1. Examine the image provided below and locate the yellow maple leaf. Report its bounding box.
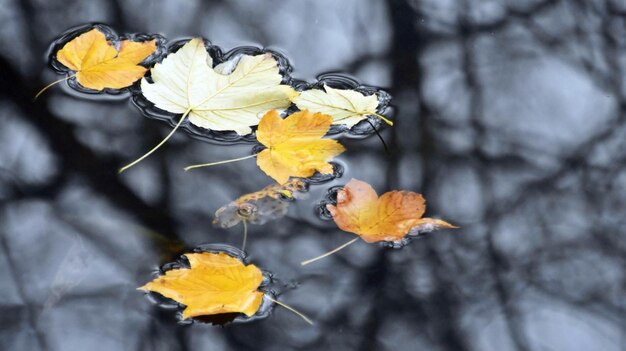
[291,85,393,127]
[139,252,264,319]
[256,110,345,184]
[55,28,156,90]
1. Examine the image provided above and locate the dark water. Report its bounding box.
[1,0,626,350]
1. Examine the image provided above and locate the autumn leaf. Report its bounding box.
[184,110,345,183]
[256,110,345,184]
[301,179,456,265]
[139,252,264,319]
[119,38,297,172]
[214,178,307,229]
[141,38,296,135]
[139,251,313,324]
[51,28,156,92]
[329,179,456,243]
[213,179,308,251]
[291,85,393,127]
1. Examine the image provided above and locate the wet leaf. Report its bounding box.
[214,178,308,228]
[327,178,456,243]
[139,252,264,319]
[56,28,156,90]
[256,110,345,184]
[141,38,297,135]
[291,85,392,127]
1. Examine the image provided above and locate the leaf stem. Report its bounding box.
[371,112,394,126]
[34,75,75,100]
[184,153,257,171]
[265,296,314,325]
[241,219,248,252]
[119,108,192,174]
[365,119,390,155]
[300,237,359,266]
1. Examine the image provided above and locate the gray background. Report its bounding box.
[1,0,625,350]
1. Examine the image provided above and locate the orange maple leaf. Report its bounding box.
[139,252,264,319]
[302,179,457,265]
[328,178,456,243]
[55,28,156,91]
[256,110,345,184]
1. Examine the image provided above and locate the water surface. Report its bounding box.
[1,1,625,350]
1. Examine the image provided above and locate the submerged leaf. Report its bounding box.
[256,110,345,184]
[56,28,156,90]
[291,85,391,127]
[141,38,297,135]
[327,179,456,243]
[139,252,264,319]
[214,179,308,228]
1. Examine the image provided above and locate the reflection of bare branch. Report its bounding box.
[0,56,178,241]
[0,233,48,351]
[41,234,90,312]
[457,0,558,36]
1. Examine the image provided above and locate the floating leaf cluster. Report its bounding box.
[41,24,456,326]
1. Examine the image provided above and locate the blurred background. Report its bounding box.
[1,0,625,350]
